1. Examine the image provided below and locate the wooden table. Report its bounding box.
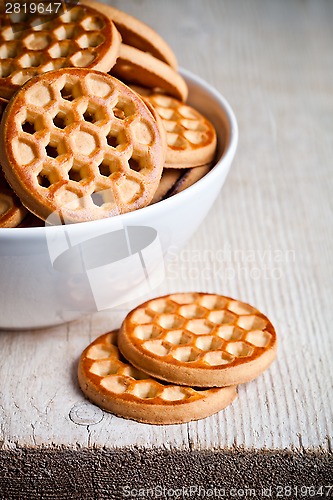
[1,0,332,497]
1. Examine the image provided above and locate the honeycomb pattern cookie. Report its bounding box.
[118,293,277,387]
[78,331,237,424]
[0,68,165,222]
[0,3,121,99]
[146,94,217,168]
[81,0,178,68]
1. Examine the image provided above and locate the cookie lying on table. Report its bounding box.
[78,330,237,425]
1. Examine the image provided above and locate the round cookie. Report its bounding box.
[0,68,165,223]
[0,96,27,227]
[0,97,8,120]
[141,96,167,162]
[81,0,178,69]
[17,212,44,228]
[166,164,212,198]
[150,169,182,204]
[78,331,237,425]
[0,2,121,99]
[150,165,211,205]
[146,94,217,168]
[0,171,27,228]
[111,44,188,102]
[127,84,155,97]
[118,293,277,387]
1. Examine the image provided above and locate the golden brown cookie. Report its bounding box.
[0,97,8,120]
[118,293,277,387]
[0,2,121,99]
[17,212,44,228]
[111,44,188,102]
[150,168,182,204]
[81,0,178,69]
[146,94,217,168]
[127,84,155,97]
[166,164,212,197]
[78,331,237,425]
[0,68,165,223]
[0,170,27,227]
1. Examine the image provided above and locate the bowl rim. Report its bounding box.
[0,68,238,239]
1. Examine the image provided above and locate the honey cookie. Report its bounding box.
[78,331,237,424]
[150,169,182,204]
[146,94,217,167]
[111,44,188,102]
[166,164,212,197]
[81,0,178,69]
[118,293,277,387]
[0,68,165,222]
[0,2,121,99]
[0,171,27,227]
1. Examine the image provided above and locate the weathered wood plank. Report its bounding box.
[1,448,332,500]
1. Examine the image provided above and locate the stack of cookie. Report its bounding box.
[78,293,277,424]
[0,1,217,227]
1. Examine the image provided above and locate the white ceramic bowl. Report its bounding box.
[0,69,238,329]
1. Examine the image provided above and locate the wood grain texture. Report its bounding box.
[0,0,332,454]
[0,448,332,499]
